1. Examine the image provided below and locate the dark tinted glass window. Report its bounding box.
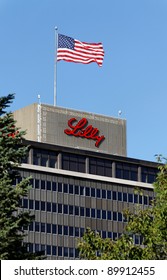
[58,247,62,256]
[52,182,57,191]
[33,148,57,168]
[123,193,127,202]
[86,208,90,217]
[52,224,56,234]
[89,157,112,177]
[58,183,62,192]
[46,181,51,190]
[64,226,68,235]
[62,153,85,173]
[52,203,56,212]
[47,202,51,212]
[75,185,79,194]
[64,205,68,214]
[35,200,39,210]
[41,180,45,190]
[96,189,101,198]
[128,193,133,203]
[41,201,45,211]
[63,183,68,193]
[47,224,51,233]
[91,208,96,218]
[52,246,56,256]
[58,225,62,235]
[91,188,95,197]
[141,167,158,183]
[69,184,74,194]
[116,163,138,181]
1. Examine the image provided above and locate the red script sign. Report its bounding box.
[64,118,105,147]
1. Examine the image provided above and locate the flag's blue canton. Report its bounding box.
[58,34,75,50]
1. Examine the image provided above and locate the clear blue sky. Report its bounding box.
[0,0,167,162]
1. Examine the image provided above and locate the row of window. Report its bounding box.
[22,199,125,221]
[24,148,158,184]
[27,232,142,258]
[27,243,79,258]
[27,221,121,241]
[19,179,154,205]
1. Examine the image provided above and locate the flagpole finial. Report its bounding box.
[55,26,58,31]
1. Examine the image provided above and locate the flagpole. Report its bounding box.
[54,26,58,106]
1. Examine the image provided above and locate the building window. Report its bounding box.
[96,189,101,198]
[29,199,34,209]
[80,186,85,196]
[86,208,90,217]
[58,247,62,256]
[64,226,68,235]
[113,212,117,221]
[75,206,79,216]
[35,200,40,210]
[47,224,51,233]
[58,183,62,192]
[69,227,74,236]
[47,202,51,212]
[80,207,84,216]
[62,153,86,173]
[97,209,101,219]
[41,201,45,211]
[35,222,40,232]
[64,205,68,214]
[69,205,74,215]
[58,225,62,235]
[46,181,51,190]
[75,227,80,237]
[58,204,62,213]
[123,192,127,202]
[52,224,57,234]
[118,192,122,201]
[86,187,90,196]
[52,182,57,191]
[33,148,57,168]
[23,198,28,208]
[107,211,112,220]
[89,157,112,177]
[64,247,68,257]
[41,223,45,233]
[128,193,133,203]
[64,184,68,193]
[141,167,158,183]
[46,245,51,255]
[34,179,39,189]
[102,210,106,219]
[113,191,117,200]
[41,180,45,190]
[91,188,95,197]
[116,162,138,181]
[69,248,74,258]
[52,246,57,256]
[74,185,79,195]
[69,184,74,194]
[107,190,112,199]
[91,208,96,218]
[52,203,57,212]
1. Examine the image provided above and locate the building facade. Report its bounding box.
[13,104,158,259]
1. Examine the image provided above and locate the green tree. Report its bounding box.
[78,163,167,260]
[0,94,43,259]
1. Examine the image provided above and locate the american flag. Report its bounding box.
[57,34,104,67]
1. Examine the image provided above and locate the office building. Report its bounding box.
[13,103,158,259]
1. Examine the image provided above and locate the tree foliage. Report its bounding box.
[0,94,43,259]
[78,163,167,260]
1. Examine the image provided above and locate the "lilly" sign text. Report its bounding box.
[64,117,105,147]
